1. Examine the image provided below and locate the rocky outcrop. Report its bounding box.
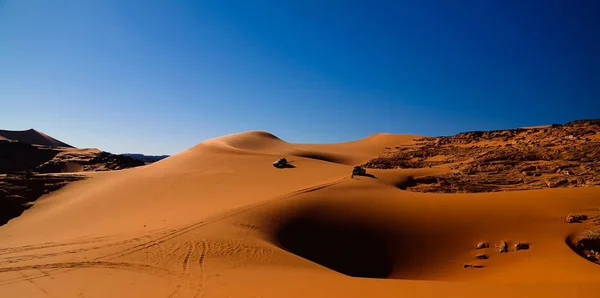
[0,174,85,225]
[37,150,145,173]
[0,132,147,226]
[363,120,600,193]
[576,229,600,251]
[0,140,60,173]
[476,242,489,249]
[566,214,588,223]
[0,140,145,175]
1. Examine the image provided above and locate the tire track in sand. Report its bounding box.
[0,176,348,287]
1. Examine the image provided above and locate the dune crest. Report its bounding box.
[191,130,419,166]
[0,129,73,148]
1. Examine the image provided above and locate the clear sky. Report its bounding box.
[1,0,599,155]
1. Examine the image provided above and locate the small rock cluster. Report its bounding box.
[566,214,588,223]
[465,240,530,268]
[585,250,600,262]
[496,241,508,253]
[514,242,530,251]
[463,264,484,269]
[475,254,488,260]
[575,229,600,263]
[576,229,600,251]
[476,242,489,249]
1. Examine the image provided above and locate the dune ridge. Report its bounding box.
[0,129,73,148]
[195,130,419,166]
[0,126,599,297]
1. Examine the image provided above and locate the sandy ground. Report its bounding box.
[0,131,599,297]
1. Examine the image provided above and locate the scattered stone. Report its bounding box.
[566,214,588,223]
[576,229,600,251]
[496,241,508,253]
[476,242,489,249]
[588,250,600,261]
[514,242,530,251]
[476,254,488,260]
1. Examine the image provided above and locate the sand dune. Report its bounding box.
[0,130,599,297]
[0,129,73,148]
[199,130,419,165]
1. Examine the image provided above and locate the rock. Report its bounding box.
[496,241,508,253]
[546,178,569,188]
[514,242,530,251]
[576,229,600,251]
[476,254,488,260]
[476,242,489,249]
[566,214,587,223]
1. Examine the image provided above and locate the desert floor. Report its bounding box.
[1,131,599,298]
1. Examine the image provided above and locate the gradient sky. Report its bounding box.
[1,0,599,155]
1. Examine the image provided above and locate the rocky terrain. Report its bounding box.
[0,173,85,225]
[0,140,145,174]
[0,141,60,173]
[363,120,600,193]
[0,129,150,226]
[36,148,145,173]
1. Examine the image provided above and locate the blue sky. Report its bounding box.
[1,0,598,155]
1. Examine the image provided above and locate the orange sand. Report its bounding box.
[0,131,598,297]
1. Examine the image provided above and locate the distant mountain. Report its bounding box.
[0,128,147,173]
[122,153,170,163]
[0,129,73,148]
[0,141,146,174]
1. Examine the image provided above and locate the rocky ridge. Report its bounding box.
[363,120,600,193]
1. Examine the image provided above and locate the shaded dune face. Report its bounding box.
[273,211,394,278]
[565,234,586,260]
[289,151,350,165]
[264,201,442,280]
[393,176,417,190]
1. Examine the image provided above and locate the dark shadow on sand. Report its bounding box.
[273,211,394,278]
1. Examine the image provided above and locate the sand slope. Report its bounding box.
[0,130,599,298]
[0,129,73,148]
